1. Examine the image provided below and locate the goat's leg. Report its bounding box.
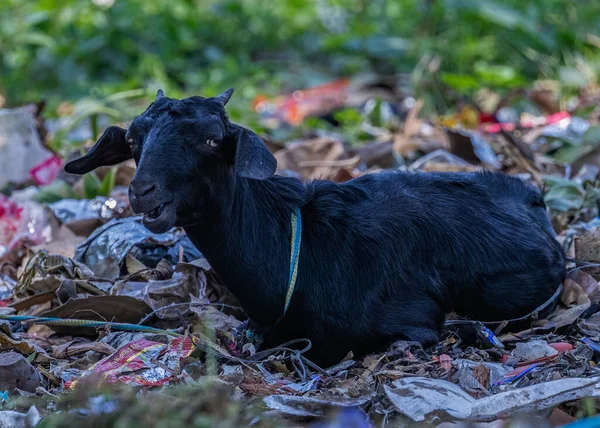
[394,325,440,348]
[377,298,445,350]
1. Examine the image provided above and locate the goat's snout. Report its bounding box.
[130,179,156,201]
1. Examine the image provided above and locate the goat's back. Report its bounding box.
[288,171,565,363]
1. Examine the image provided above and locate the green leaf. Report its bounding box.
[543,176,585,212]
[33,180,80,204]
[98,168,116,197]
[474,63,525,87]
[333,108,362,127]
[583,187,600,209]
[558,67,590,89]
[552,144,594,164]
[440,73,479,92]
[14,32,55,48]
[83,172,102,200]
[582,126,600,146]
[476,2,522,29]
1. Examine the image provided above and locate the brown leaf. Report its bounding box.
[409,149,479,172]
[52,340,116,359]
[26,324,54,340]
[575,229,600,262]
[561,277,591,307]
[40,295,152,336]
[116,263,206,320]
[566,270,600,303]
[191,304,240,334]
[125,254,148,275]
[9,290,55,312]
[274,137,359,180]
[31,225,84,258]
[472,364,491,390]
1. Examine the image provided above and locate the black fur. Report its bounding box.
[64,90,566,367]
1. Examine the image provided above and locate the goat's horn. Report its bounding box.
[216,88,234,106]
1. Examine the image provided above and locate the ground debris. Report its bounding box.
[1,76,600,426]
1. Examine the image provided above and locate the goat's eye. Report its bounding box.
[205,139,219,147]
[127,137,134,146]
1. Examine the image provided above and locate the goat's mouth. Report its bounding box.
[141,201,176,232]
[144,202,168,221]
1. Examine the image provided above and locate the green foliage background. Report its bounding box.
[0,0,599,122]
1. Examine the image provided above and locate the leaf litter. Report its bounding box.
[1,77,600,427]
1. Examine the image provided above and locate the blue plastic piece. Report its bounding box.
[582,338,600,353]
[476,322,504,348]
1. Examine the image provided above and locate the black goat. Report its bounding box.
[65,89,566,367]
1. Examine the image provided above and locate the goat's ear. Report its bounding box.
[64,126,131,175]
[232,125,276,180]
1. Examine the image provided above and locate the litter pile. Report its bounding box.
[1,76,600,427]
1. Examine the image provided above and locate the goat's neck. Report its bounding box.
[183,169,306,324]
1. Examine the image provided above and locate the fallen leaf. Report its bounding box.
[52,340,117,358]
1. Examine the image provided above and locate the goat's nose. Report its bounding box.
[130,180,156,199]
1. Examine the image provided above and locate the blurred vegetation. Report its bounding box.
[0,0,599,131]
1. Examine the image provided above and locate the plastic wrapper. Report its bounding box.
[0,406,40,428]
[454,360,510,394]
[0,195,51,258]
[49,195,130,237]
[512,340,558,362]
[252,79,351,126]
[0,106,53,187]
[537,116,590,145]
[74,216,202,280]
[263,394,371,418]
[483,111,571,134]
[384,376,600,423]
[582,338,600,353]
[50,196,129,225]
[29,154,62,186]
[66,336,195,389]
[0,274,16,301]
[494,364,540,387]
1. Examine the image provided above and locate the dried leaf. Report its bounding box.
[40,295,152,336]
[52,340,117,359]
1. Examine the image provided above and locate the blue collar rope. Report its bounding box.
[284,207,302,315]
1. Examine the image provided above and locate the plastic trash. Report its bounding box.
[0,406,40,428]
[0,195,51,258]
[512,340,559,362]
[66,336,195,389]
[454,359,511,393]
[384,376,600,423]
[50,196,129,225]
[263,394,371,418]
[0,106,53,187]
[74,216,202,280]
